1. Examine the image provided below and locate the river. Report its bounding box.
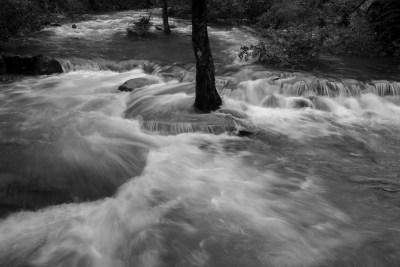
[1,10,400,267]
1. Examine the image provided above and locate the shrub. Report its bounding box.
[133,15,152,35]
[393,40,400,61]
[0,0,48,41]
[238,27,324,68]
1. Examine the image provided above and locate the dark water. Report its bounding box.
[1,10,400,267]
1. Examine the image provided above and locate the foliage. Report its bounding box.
[393,41,400,61]
[238,27,324,68]
[368,0,400,45]
[0,0,49,41]
[133,15,152,34]
[322,13,381,55]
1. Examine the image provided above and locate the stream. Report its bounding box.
[1,10,400,267]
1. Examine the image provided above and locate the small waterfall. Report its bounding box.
[220,74,400,102]
[140,119,238,135]
[61,58,163,73]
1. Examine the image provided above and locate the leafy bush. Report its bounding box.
[369,0,400,42]
[0,0,48,41]
[238,27,324,68]
[393,41,400,61]
[133,15,152,35]
[322,13,381,56]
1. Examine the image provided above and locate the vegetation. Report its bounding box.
[239,27,325,68]
[169,0,400,66]
[133,15,152,35]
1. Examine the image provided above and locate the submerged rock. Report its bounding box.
[309,96,333,112]
[126,28,139,37]
[118,77,159,92]
[261,94,281,108]
[217,108,248,119]
[289,97,314,109]
[1,54,63,75]
[126,27,147,38]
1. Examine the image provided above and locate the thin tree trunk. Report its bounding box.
[192,0,222,112]
[350,0,369,15]
[162,0,171,34]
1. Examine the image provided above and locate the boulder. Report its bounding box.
[33,55,63,75]
[1,54,63,75]
[289,97,314,109]
[118,77,159,92]
[261,94,280,108]
[126,27,147,38]
[126,28,139,37]
[0,56,6,75]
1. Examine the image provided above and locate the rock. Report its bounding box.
[126,27,147,37]
[217,108,248,119]
[126,28,138,37]
[289,97,314,109]
[33,55,63,75]
[309,96,333,112]
[262,94,281,108]
[118,77,159,92]
[0,56,6,75]
[72,24,77,29]
[50,23,62,27]
[2,55,35,74]
[1,54,63,75]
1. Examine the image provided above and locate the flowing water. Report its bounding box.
[1,10,400,267]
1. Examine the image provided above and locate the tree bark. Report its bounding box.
[192,0,222,112]
[162,0,171,34]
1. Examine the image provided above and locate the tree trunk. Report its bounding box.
[192,0,222,112]
[162,0,171,34]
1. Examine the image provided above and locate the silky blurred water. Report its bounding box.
[1,10,400,267]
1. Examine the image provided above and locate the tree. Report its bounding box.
[162,0,171,34]
[192,0,222,112]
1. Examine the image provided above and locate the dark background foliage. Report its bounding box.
[1,0,399,64]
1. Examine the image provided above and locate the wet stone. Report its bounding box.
[1,54,63,75]
[118,77,160,92]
